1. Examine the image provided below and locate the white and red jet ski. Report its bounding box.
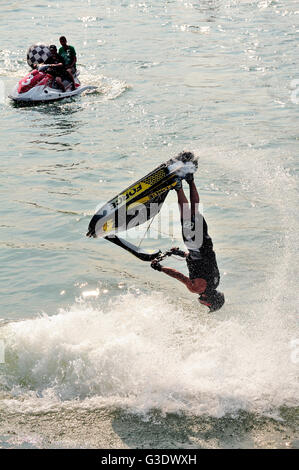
[9,43,97,104]
[9,66,96,104]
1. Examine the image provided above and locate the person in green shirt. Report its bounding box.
[59,36,77,90]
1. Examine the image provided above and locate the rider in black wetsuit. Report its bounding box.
[151,152,225,312]
[43,45,68,92]
[184,213,220,293]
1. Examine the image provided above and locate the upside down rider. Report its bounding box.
[151,153,225,312]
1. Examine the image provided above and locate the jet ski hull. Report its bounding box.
[9,68,96,104]
[9,84,97,104]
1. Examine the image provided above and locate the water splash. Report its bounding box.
[0,289,297,417]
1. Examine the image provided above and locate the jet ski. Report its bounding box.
[9,43,97,104]
[9,66,97,104]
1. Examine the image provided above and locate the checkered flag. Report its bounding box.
[27,44,51,68]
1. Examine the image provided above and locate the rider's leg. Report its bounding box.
[55,77,66,92]
[189,179,200,217]
[176,187,190,220]
[176,187,193,247]
[66,67,76,90]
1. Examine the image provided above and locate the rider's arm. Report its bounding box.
[170,247,188,258]
[161,266,206,293]
[69,49,77,68]
[57,54,66,67]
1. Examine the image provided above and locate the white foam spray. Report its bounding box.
[0,289,297,417]
[167,157,198,178]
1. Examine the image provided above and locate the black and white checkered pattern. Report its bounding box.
[27,44,51,68]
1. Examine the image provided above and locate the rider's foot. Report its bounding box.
[177,151,195,164]
[176,152,198,180]
[173,177,182,191]
[185,173,194,184]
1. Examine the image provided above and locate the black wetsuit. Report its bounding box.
[182,213,220,293]
[44,54,67,78]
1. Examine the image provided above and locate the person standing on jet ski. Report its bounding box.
[58,36,77,91]
[43,45,67,92]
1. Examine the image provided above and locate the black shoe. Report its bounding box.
[177,152,198,175]
[185,173,194,184]
[177,151,195,164]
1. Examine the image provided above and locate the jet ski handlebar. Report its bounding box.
[154,247,186,262]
